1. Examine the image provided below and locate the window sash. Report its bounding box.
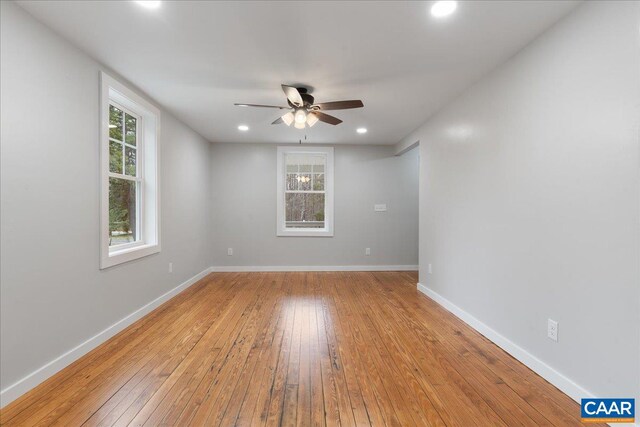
[111,239,145,251]
[108,179,143,247]
[108,172,139,182]
[284,190,325,194]
[109,100,141,179]
[108,100,143,249]
[109,138,138,150]
[284,154,327,228]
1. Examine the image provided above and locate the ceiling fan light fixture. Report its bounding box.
[306,113,319,127]
[281,112,294,126]
[234,84,363,129]
[294,109,307,125]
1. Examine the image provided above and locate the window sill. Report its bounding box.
[277,229,334,237]
[101,242,160,269]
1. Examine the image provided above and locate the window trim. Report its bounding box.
[100,72,161,269]
[276,146,334,237]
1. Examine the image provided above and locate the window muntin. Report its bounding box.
[277,146,334,237]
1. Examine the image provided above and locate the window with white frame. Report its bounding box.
[277,146,334,237]
[100,72,160,268]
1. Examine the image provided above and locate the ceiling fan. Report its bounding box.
[235,85,364,129]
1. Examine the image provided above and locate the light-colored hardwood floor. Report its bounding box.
[0,271,594,426]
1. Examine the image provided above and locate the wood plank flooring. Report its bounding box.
[0,271,596,426]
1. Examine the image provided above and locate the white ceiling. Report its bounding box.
[17,0,579,145]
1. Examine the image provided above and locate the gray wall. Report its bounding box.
[402,1,639,402]
[211,143,419,268]
[1,1,212,391]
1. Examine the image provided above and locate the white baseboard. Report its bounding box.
[416,282,596,404]
[0,267,212,409]
[210,265,418,272]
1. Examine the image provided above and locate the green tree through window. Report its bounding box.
[108,104,138,245]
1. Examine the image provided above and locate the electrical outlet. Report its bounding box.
[227,248,233,256]
[428,263,432,274]
[547,319,558,342]
[365,248,371,256]
[168,262,173,273]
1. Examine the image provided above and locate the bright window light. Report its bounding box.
[431,1,457,18]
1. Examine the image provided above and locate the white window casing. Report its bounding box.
[100,71,160,268]
[276,146,334,237]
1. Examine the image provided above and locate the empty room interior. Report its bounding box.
[1,0,639,426]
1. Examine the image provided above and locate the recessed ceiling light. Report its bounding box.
[357,128,367,134]
[135,1,161,9]
[431,1,457,18]
[238,125,249,131]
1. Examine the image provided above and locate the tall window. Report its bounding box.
[100,72,160,268]
[277,146,334,237]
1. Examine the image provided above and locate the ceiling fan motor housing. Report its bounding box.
[287,90,315,109]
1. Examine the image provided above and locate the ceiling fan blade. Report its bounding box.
[314,100,363,110]
[311,111,342,125]
[272,117,284,125]
[281,85,303,107]
[234,103,288,109]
